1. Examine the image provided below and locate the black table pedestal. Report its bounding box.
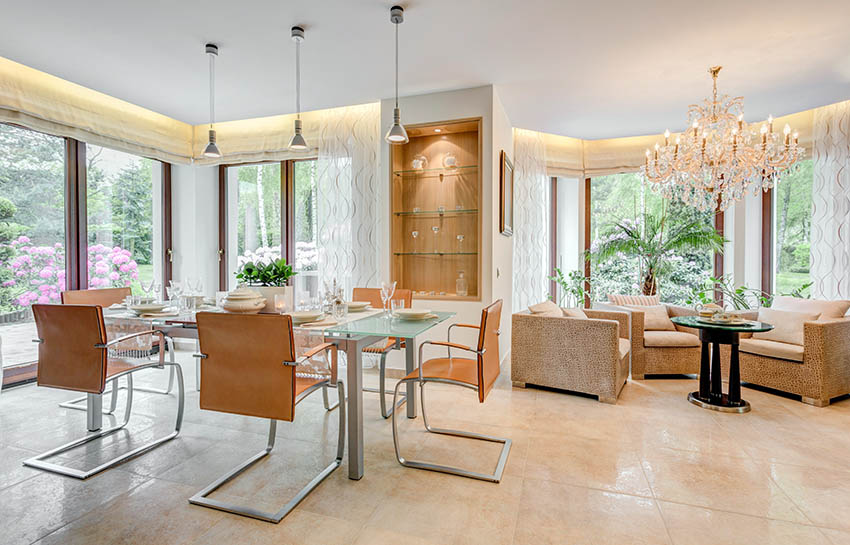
[688,328,750,413]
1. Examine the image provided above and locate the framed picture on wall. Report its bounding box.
[499,150,513,236]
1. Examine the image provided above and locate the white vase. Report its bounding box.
[252,286,294,314]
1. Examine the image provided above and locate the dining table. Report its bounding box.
[96,305,456,480]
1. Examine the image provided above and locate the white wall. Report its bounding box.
[726,191,763,291]
[171,164,219,297]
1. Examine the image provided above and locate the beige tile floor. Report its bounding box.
[2,348,850,545]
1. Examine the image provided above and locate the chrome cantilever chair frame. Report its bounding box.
[361,336,406,418]
[59,340,177,414]
[24,330,185,479]
[189,347,346,523]
[391,338,511,483]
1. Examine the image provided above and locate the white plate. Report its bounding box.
[130,303,167,315]
[290,310,323,323]
[347,301,371,312]
[395,308,431,320]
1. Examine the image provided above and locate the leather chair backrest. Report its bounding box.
[352,287,413,310]
[61,287,131,306]
[476,299,503,402]
[32,304,108,394]
[196,312,298,422]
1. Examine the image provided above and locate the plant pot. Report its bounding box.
[252,286,294,314]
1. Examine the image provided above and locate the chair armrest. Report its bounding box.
[585,309,629,339]
[450,323,480,330]
[97,329,164,348]
[296,342,338,383]
[804,318,850,382]
[425,340,480,354]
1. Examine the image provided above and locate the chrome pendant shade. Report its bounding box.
[203,43,222,158]
[385,6,408,145]
[288,26,309,151]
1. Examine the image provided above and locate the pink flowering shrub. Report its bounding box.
[0,236,139,310]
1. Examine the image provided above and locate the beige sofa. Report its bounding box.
[511,308,631,403]
[615,304,702,380]
[722,297,850,407]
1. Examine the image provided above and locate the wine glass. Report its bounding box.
[431,226,440,253]
[140,278,154,298]
[167,280,183,308]
[190,278,204,296]
[380,281,397,315]
[457,234,465,253]
[411,230,419,253]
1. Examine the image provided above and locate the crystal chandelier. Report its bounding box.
[641,66,804,211]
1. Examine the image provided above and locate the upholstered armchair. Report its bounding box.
[620,304,701,379]
[511,307,631,403]
[722,298,850,407]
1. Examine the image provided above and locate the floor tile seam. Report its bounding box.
[522,475,657,501]
[24,475,153,545]
[0,471,41,494]
[651,496,824,528]
[765,470,834,530]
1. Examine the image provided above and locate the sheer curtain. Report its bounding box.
[512,128,549,311]
[811,100,850,300]
[316,103,381,297]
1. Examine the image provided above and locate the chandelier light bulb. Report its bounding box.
[760,124,768,134]
[783,124,791,135]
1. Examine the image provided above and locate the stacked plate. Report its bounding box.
[394,308,432,321]
[290,310,324,324]
[130,303,168,316]
[347,301,371,312]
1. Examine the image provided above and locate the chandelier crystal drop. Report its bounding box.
[640,66,804,212]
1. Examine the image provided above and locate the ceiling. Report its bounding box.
[2,0,849,139]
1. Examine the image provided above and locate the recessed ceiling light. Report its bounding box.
[434,128,442,133]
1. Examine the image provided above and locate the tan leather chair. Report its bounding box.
[391,299,511,482]
[59,288,176,414]
[190,312,345,523]
[353,287,413,418]
[24,304,185,479]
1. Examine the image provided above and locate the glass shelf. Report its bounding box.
[393,165,478,178]
[394,208,479,217]
[393,251,478,256]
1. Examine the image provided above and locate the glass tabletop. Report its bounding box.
[325,311,456,338]
[671,315,774,333]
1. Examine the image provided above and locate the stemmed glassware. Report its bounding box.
[457,234,465,253]
[431,226,440,253]
[140,278,155,299]
[411,230,419,253]
[380,281,397,316]
[167,280,183,309]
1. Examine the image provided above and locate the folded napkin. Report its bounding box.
[301,318,339,328]
[138,311,180,318]
[108,303,126,309]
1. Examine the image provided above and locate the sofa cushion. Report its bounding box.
[528,300,563,318]
[772,296,850,320]
[752,308,820,346]
[618,338,631,360]
[739,338,804,363]
[626,304,675,331]
[562,307,588,319]
[608,294,660,306]
[643,330,700,347]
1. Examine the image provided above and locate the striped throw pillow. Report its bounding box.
[608,294,661,306]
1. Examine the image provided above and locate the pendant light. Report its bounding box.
[288,26,309,151]
[385,5,408,144]
[203,43,222,158]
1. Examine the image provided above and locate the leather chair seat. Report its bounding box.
[643,330,700,348]
[403,357,479,386]
[739,338,804,363]
[363,337,405,353]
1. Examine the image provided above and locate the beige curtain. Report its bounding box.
[0,56,193,164]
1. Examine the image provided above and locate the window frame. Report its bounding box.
[0,124,173,388]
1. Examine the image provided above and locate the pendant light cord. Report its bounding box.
[209,52,215,128]
[394,22,399,108]
[296,38,301,120]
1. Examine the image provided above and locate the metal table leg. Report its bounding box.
[345,338,364,480]
[86,393,102,431]
[404,337,417,419]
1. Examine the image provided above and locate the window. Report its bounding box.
[773,159,813,296]
[292,159,319,298]
[0,124,66,371]
[226,163,283,289]
[550,176,582,305]
[588,172,717,304]
[85,144,162,294]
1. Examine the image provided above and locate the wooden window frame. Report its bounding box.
[2,128,172,388]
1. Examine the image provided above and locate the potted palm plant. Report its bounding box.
[235,258,297,314]
[591,208,724,296]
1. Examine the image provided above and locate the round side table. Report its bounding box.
[670,315,774,413]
